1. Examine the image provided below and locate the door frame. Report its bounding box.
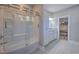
[58,15,70,40]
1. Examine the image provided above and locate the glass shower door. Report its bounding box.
[1,7,40,53]
[0,8,4,53]
[3,10,14,53]
[25,13,39,45]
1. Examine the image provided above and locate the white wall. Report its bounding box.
[53,5,79,42]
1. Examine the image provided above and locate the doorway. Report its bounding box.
[58,16,70,40]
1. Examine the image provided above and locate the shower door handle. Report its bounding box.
[5,21,7,29]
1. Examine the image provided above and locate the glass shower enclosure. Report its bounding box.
[0,5,39,53]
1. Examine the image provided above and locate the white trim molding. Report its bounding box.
[58,15,70,40]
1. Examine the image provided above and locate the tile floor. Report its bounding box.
[32,40,79,54]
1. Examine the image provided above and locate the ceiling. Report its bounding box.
[44,4,77,13]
